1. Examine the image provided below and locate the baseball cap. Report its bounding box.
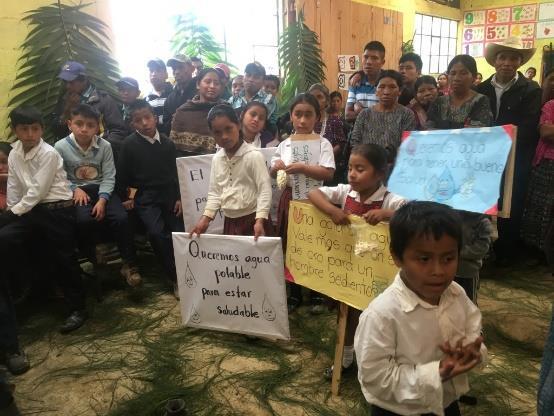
[58,61,86,81]
[116,77,139,90]
[167,54,192,68]
[214,63,231,79]
[244,62,266,77]
[147,58,166,71]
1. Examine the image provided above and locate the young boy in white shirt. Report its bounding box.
[0,106,87,334]
[354,201,486,416]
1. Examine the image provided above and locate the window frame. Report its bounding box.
[413,13,458,74]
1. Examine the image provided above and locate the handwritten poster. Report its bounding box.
[539,2,554,21]
[338,73,348,91]
[537,20,554,38]
[338,55,360,72]
[290,134,322,200]
[388,126,515,215]
[176,148,282,233]
[173,233,290,340]
[285,202,398,310]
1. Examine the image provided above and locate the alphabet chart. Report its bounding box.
[462,4,538,58]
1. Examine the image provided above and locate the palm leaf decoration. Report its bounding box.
[171,13,234,70]
[8,1,120,141]
[278,10,326,113]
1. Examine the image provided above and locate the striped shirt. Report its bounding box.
[145,82,174,125]
[346,74,378,109]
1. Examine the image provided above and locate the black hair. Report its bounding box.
[244,62,266,77]
[527,67,537,73]
[289,93,321,120]
[207,104,240,129]
[363,41,385,55]
[377,69,403,89]
[9,105,43,128]
[415,75,438,91]
[389,201,463,260]
[0,142,12,157]
[399,52,423,72]
[330,91,342,101]
[191,56,202,63]
[476,72,483,78]
[438,73,448,79]
[447,54,478,77]
[240,101,268,123]
[232,75,244,82]
[350,144,388,173]
[70,103,100,122]
[128,99,155,119]
[264,75,280,89]
[74,75,87,83]
[196,68,223,83]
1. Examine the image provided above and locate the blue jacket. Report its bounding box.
[54,134,116,200]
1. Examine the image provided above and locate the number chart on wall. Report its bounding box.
[462,5,538,58]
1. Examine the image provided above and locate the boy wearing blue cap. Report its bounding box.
[116,76,141,133]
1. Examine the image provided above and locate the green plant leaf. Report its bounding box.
[9,2,121,142]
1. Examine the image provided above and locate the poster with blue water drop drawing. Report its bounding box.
[388,126,515,215]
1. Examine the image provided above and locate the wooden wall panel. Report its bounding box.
[294,0,403,98]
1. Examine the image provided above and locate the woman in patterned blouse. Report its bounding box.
[350,70,416,163]
[425,55,492,130]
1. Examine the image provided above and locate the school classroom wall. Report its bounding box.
[1,0,553,136]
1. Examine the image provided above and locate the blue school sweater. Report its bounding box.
[54,134,116,200]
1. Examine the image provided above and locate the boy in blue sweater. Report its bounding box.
[55,104,142,287]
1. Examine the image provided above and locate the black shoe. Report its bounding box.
[5,352,30,376]
[323,361,356,380]
[59,310,88,334]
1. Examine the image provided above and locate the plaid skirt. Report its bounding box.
[276,187,293,251]
[223,212,273,237]
[521,159,554,251]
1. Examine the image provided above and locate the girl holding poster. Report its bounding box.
[270,93,335,311]
[191,104,273,239]
[308,143,406,379]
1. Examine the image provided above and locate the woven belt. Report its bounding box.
[40,200,74,210]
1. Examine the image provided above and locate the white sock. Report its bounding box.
[342,345,354,368]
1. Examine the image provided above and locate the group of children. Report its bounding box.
[0,56,490,415]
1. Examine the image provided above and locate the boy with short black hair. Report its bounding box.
[228,62,277,132]
[117,100,183,295]
[231,75,244,98]
[263,75,280,97]
[346,41,386,121]
[354,201,486,416]
[398,52,423,105]
[0,106,87,334]
[55,104,142,287]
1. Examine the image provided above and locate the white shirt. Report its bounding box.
[354,274,487,416]
[7,139,73,215]
[204,142,272,220]
[490,73,518,119]
[270,135,335,186]
[318,183,406,210]
[136,130,161,145]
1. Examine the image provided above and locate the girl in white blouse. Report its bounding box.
[270,93,335,311]
[191,104,273,239]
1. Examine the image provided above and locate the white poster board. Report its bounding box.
[290,134,322,200]
[539,2,554,21]
[176,148,282,233]
[173,233,290,340]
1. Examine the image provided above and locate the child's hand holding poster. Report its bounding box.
[388,126,515,215]
[173,233,290,340]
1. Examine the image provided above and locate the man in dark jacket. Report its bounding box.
[53,61,127,158]
[476,37,541,265]
[161,54,197,135]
